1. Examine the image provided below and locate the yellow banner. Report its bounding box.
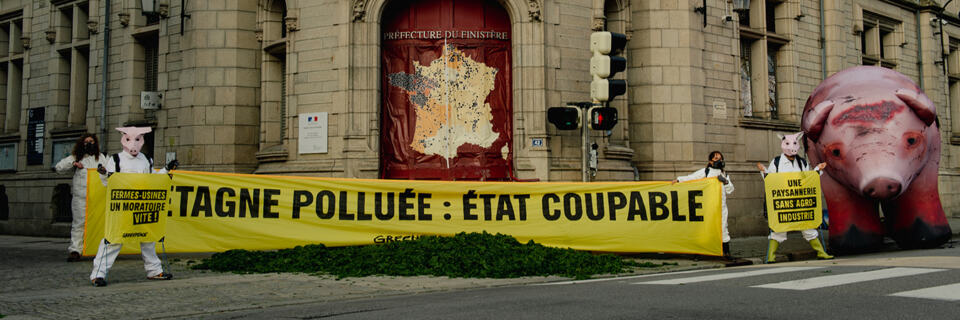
[86,171,724,256]
[84,169,105,255]
[764,171,823,232]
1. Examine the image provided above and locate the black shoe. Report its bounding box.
[147,272,173,280]
[92,278,107,287]
[67,252,81,262]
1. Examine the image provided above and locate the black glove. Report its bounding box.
[716,174,728,185]
[165,160,179,171]
[97,164,107,175]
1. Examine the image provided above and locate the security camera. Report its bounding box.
[931,17,948,26]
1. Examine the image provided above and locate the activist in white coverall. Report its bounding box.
[55,134,108,262]
[90,127,177,287]
[673,151,734,257]
[757,132,832,263]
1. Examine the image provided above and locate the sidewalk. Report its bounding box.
[0,235,727,319]
[728,216,960,265]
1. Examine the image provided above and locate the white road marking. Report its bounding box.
[753,267,945,290]
[537,268,720,286]
[633,267,823,285]
[889,283,960,301]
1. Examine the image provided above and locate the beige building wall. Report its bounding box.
[1,0,958,239]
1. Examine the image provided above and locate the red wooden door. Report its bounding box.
[381,0,512,180]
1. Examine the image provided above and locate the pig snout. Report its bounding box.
[863,177,902,199]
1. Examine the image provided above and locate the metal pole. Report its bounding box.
[100,0,112,150]
[581,106,589,182]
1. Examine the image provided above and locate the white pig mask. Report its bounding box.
[778,132,803,157]
[116,127,151,157]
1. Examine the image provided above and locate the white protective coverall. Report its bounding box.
[764,154,822,242]
[90,151,169,280]
[55,153,108,254]
[677,167,735,243]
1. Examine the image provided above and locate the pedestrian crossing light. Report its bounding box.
[590,32,627,102]
[547,105,582,130]
[590,107,618,130]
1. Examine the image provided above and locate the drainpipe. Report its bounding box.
[916,8,925,89]
[100,0,111,150]
[819,0,827,79]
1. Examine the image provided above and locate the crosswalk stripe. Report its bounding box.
[538,268,719,286]
[634,267,823,285]
[753,267,945,290]
[889,283,960,301]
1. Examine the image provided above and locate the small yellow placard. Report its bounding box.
[103,173,171,245]
[764,171,823,233]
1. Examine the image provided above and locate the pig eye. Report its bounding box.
[903,132,923,149]
[824,143,844,160]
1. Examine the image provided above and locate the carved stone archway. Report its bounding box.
[345,0,550,180]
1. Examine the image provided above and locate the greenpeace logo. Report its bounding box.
[122,232,148,238]
[374,234,424,244]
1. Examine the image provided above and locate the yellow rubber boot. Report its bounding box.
[809,239,834,260]
[766,240,779,264]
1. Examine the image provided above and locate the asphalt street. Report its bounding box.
[186,244,960,320]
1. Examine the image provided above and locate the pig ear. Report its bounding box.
[801,100,834,142]
[895,89,936,126]
[795,132,804,141]
[777,133,785,140]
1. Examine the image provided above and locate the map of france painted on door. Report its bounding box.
[388,45,501,159]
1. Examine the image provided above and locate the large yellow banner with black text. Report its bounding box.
[764,171,823,232]
[85,171,724,256]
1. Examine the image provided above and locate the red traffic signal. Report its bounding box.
[590,107,618,130]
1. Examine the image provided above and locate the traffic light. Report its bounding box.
[589,107,618,130]
[590,32,627,102]
[547,105,581,130]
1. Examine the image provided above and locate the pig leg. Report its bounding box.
[880,161,952,249]
[822,173,885,254]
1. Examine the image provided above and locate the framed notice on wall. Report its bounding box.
[298,112,328,154]
[26,108,45,165]
[0,143,16,171]
[52,139,74,169]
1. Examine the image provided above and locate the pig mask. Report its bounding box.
[116,127,151,157]
[778,132,802,157]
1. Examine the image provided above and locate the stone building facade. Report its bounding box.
[1,0,959,239]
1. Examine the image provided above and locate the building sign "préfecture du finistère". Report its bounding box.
[383,30,510,40]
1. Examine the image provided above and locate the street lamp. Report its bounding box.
[141,0,156,15]
[732,0,750,12]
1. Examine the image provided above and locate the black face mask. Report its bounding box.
[84,143,98,155]
[711,160,725,170]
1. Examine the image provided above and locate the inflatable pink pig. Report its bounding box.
[802,66,951,253]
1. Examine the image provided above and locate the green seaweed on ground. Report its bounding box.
[192,232,644,280]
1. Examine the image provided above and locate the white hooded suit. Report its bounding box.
[55,153,108,254]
